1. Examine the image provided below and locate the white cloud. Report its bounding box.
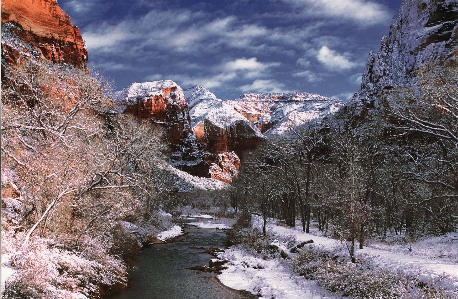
[239,79,290,93]
[296,57,311,68]
[293,70,323,83]
[224,57,280,73]
[145,57,281,90]
[84,28,131,50]
[349,73,363,85]
[94,62,130,71]
[225,57,266,71]
[317,46,357,71]
[284,0,391,25]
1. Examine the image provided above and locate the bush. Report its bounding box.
[4,237,126,299]
[291,246,458,299]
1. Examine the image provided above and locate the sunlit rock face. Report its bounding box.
[355,0,458,107]
[209,152,241,184]
[184,85,265,155]
[226,93,343,136]
[115,83,341,183]
[1,0,88,67]
[114,80,193,144]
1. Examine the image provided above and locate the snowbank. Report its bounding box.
[217,215,458,298]
[157,225,183,242]
[218,247,336,299]
[251,215,458,281]
[186,215,234,230]
[1,254,14,294]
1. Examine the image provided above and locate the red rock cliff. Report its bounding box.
[2,0,87,67]
[114,81,193,145]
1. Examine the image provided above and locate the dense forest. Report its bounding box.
[232,66,458,262]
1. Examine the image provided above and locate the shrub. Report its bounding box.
[291,246,458,299]
[4,237,126,299]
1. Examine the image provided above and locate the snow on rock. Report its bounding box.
[226,93,343,136]
[162,163,228,191]
[183,85,219,111]
[157,225,183,242]
[353,0,458,109]
[184,86,342,140]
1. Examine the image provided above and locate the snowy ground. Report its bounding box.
[216,216,458,299]
[156,225,184,242]
[1,254,14,295]
[218,247,338,299]
[269,222,458,279]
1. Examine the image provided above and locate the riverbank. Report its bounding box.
[106,222,256,299]
[215,215,458,299]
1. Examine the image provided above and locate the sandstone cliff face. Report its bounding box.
[209,152,241,184]
[357,0,458,106]
[114,80,193,145]
[1,0,87,67]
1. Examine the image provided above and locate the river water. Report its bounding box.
[108,224,255,299]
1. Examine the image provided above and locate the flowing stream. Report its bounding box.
[108,224,255,299]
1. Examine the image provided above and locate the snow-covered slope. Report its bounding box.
[354,0,458,107]
[184,86,343,137]
[228,93,343,135]
[113,80,185,114]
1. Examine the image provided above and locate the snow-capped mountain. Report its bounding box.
[227,93,343,136]
[114,83,342,182]
[353,0,458,107]
[184,86,343,138]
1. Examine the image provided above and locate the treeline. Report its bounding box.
[1,59,186,298]
[231,66,458,262]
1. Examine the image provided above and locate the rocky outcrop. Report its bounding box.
[227,93,343,136]
[181,86,341,182]
[1,0,88,67]
[115,83,341,183]
[114,81,193,144]
[209,152,241,184]
[355,0,458,107]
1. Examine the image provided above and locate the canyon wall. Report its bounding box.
[2,0,87,67]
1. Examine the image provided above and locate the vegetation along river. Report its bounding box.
[108,223,255,299]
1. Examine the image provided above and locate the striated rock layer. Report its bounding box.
[1,0,87,67]
[114,80,193,145]
[354,0,458,108]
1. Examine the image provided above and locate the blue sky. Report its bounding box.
[60,0,401,100]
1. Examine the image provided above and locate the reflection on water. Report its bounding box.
[108,224,254,299]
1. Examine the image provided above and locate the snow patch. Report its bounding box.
[1,254,15,294]
[218,247,336,299]
[157,225,183,241]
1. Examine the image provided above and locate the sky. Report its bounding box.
[59,0,401,100]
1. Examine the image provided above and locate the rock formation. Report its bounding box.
[181,86,341,182]
[355,0,458,107]
[114,80,193,144]
[227,93,343,136]
[209,152,241,184]
[1,0,87,67]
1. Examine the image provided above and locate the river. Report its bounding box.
[108,224,256,299]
